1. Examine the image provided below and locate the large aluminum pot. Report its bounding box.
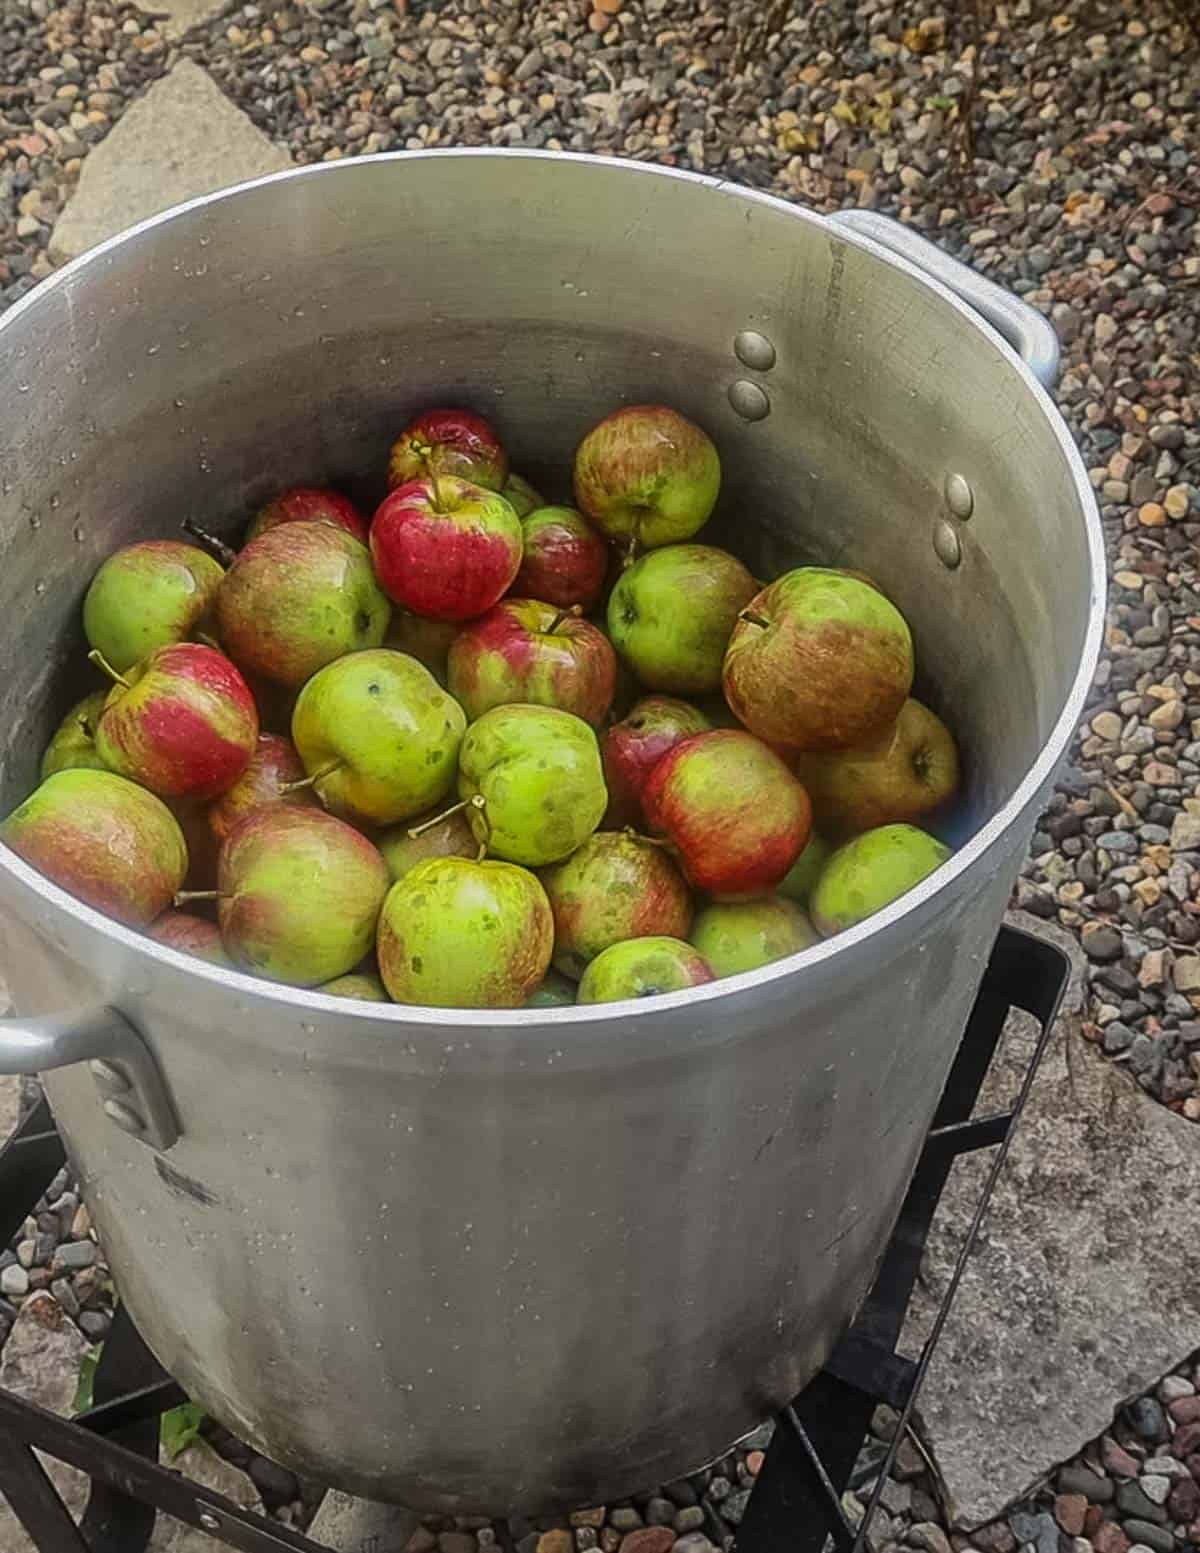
[0,152,1102,1513]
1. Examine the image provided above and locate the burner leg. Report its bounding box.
[0,1440,91,1552]
[736,1374,873,1553]
[307,1488,421,1552]
[78,1304,166,1553]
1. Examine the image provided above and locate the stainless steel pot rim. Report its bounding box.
[0,149,1105,1030]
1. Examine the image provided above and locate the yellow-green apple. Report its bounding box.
[148,911,229,965]
[83,540,224,674]
[386,611,460,683]
[377,856,552,1007]
[456,704,607,866]
[1,769,187,927]
[217,521,390,688]
[41,690,110,778]
[576,936,714,1003]
[387,407,508,493]
[320,971,389,1001]
[216,806,388,985]
[370,477,522,622]
[539,830,693,979]
[642,728,812,899]
[208,732,316,845]
[689,896,817,977]
[607,543,756,693]
[601,695,712,826]
[246,487,368,545]
[573,405,721,550]
[811,823,951,937]
[793,697,960,837]
[92,642,258,801]
[723,568,913,750]
[777,830,832,906]
[513,505,609,611]
[447,598,616,725]
[291,649,466,827]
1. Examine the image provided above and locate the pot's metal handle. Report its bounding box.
[0,1006,179,1152]
[829,209,1061,390]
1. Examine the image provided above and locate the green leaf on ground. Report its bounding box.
[161,1402,206,1460]
[72,1347,101,1415]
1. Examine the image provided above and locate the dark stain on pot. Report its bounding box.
[155,1154,220,1207]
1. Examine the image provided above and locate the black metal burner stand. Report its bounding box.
[0,923,1068,1553]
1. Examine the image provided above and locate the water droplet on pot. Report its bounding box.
[146,343,160,356]
[34,580,46,596]
[16,383,29,394]
[73,524,85,543]
[49,494,61,510]
[28,514,40,530]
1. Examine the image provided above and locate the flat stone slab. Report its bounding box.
[50,60,292,262]
[907,913,1200,1525]
[133,0,229,40]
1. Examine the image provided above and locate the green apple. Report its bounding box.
[524,970,577,1008]
[723,568,913,750]
[607,544,757,694]
[1,769,187,927]
[811,823,951,937]
[457,704,607,867]
[689,896,817,977]
[216,521,391,688]
[217,806,389,985]
[320,971,389,1001]
[503,472,546,520]
[540,830,693,979]
[794,697,960,837]
[377,856,553,1008]
[291,649,466,827]
[83,540,224,674]
[41,690,110,778]
[576,936,714,1003]
[377,804,477,884]
[777,830,832,906]
[573,405,721,550]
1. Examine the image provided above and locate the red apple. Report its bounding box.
[512,505,609,611]
[447,598,616,725]
[723,568,913,751]
[246,487,368,545]
[643,728,812,899]
[93,642,258,801]
[387,407,507,493]
[148,911,230,965]
[208,732,316,845]
[601,695,711,826]
[370,477,523,623]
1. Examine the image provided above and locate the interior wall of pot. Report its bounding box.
[0,154,1091,841]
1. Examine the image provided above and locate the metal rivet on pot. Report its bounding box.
[944,472,974,520]
[728,380,770,421]
[733,330,777,372]
[198,1510,221,1533]
[933,519,962,570]
[90,1058,130,1093]
[102,1098,146,1136]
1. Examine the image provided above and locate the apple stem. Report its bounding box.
[193,631,222,652]
[279,759,342,794]
[622,535,639,570]
[87,649,131,690]
[406,793,486,841]
[624,827,674,852]
[546,605,582,634]
[173,890,221,906]
[739,611,771,629]
[181,518,237,568]
[416,446,447,514]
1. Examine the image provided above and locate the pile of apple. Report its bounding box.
[0,403,960,1009]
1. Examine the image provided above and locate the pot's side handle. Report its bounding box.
[829,209,1061,390]
[0,1006,179,1152]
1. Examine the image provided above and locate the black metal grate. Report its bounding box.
[0,923,1068,1553]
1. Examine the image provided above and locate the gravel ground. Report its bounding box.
[2,0,1200,1538]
